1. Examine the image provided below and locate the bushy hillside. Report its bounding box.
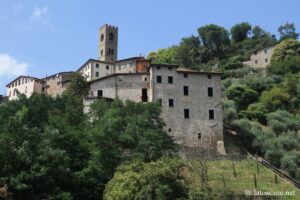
[148,22,300,182]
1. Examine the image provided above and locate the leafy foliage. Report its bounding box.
[277,22,299,41]
[225,84,258,111]
[0,82,175,199]
[270,38,300,62]
[104,158,189,200]
[230,22,252,42]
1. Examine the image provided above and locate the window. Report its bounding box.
[208,87,213,97]
[208,74,212,79]
[144,77,148,82]
[183,86,189,96]
[184,73,188,78]
[142,88,148,102]
[265,58,268,63]
[168,76,173,84]
[255,60,258,64]
[96,63,99,68]
[264,49,268,54]
[101,34,104,42]
[101,50,103,56]
[209,110,215,120]
[97,90,103,97]
[157,66,161,70]
[184,109,190,119]
[9,91,11,97]
[168,66,172,70]
[25,86,27,93]
[168,128,172,132]
[106,65,110,70]
[157,76,162,83]
[198,133,201,140]
[109,33,114,41]
[169,99,174,107]
[111,49,114,55]
[157,98,162,106]
[25,79,27,83]
[95,72,99,77]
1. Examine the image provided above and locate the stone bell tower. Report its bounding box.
[99,24,118,62]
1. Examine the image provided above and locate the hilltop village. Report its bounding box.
[3,24,242,152]
[1,20,300,199]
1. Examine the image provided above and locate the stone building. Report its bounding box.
[99,24,118,62]
[243,46,275,68]
[78,57,150,81]
[5,72,74,100]
[5,24,224,151]
[6,76,43,101]
[83,64,224,151]
[43,72,74,96]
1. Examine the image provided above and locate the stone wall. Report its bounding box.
[6,77,43,100]
[44,72,73,97]
[99,24,118,62]
[243,46,275,68]
[88,73,150,102]
[150,65,223,149]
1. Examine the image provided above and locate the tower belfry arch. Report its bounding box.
[99,24,118,62]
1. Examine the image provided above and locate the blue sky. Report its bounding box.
[0,0,299,95]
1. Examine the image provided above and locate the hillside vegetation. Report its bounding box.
[148,22,300,183]
[0,22,300,200]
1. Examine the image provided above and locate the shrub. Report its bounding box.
[280,151,299,178]
[260,87,290,112]
[103,158,189,200]
[222,100,238,124]
[266,110,300,135]
[226,84,258,111]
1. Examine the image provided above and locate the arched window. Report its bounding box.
[101,34,104,42]
[109,33,114,41]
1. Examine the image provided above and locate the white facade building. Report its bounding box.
[243,46,275,68]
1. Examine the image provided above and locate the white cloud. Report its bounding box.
[0,54,28,78]
[30,6,49,24]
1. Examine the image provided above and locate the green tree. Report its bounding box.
[277,22,299,41]
[198,24,230,58]
[66,72,89,98]
[280,151,300,178]
[252,26,267,39]
[175,36,201,67]
[225,84,258,111]
[268,56,300,75]
[260,87,290,112]
[104,158,189,200]
[151,47,178,64]
[89,99,175,162]
[266,110,300,135]
[222,100,238,124]
[230,22,252,42]
[146,51,157,61]
[270,38,300,62]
